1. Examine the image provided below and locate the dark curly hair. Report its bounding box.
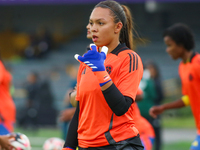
[163,23,195,51]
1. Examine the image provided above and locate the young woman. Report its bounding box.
[0,57,16,136]
[149,23,200,150]
[63,1,144,149]
[69,23,155,150]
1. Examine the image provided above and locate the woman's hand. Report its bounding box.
[0,135,17,150]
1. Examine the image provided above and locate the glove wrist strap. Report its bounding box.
[94,71,111,87]
[62,147,75,150]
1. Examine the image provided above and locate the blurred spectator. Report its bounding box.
[145,60,164,150]
[18,71,41,130]
[0,55,16,135]
[137,68,158,149]
[135,88,155,150]
[59,64,78,140]
[137,68,157,120]
[24,26,54,59]
[36,78,57,126]
[18,71,57,129]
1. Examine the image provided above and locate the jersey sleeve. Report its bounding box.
[193,57,200,79]
[116,52,143,101]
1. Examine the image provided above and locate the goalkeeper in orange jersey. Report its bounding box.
[68,22,155,150]
[62,1,144,149]
[149,23,200,150]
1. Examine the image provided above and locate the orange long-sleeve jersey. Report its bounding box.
[179,52,200,134]
[76,43,143,148]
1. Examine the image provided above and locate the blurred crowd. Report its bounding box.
[0,25,69,61]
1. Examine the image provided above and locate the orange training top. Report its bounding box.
[76,43,143,148]
[0,61,16,132]
[179,52,200,134]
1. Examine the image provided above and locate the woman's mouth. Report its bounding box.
[92,35,98,42]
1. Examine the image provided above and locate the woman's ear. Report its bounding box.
[114,22,123,34]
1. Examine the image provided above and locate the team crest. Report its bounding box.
[189,73,193,81]
[106,65,113,74]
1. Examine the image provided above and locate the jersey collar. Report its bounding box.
[188,51,197,63]
[111,43,129,55]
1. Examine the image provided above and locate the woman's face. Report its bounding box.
[89,7,117,47]
[86,23,92,39]
[27,74,36,83]
[146,65,156,79]
[164,36,184,60]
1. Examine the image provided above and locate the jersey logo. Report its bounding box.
[81,68,86,75]
[189,73,193,81]
[106,65,112,74]
[128,52,138,73]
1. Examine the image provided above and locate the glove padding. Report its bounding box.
[74,44,111,87]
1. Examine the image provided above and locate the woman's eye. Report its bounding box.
[99,22,104,25]
[89,22,93,25]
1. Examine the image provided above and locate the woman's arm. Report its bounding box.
[149,99,185,118]
[102,83,133,116]
[63,102,79,149]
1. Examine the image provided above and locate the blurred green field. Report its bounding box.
[163,115,195,128]
[163,141,192,150]
[14,115,195,150]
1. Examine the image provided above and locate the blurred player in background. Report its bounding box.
[135,88,155,150]
[149,23,200,150]
[62,0,144,149]
[0,55,16,136]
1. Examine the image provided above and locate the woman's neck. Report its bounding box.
[106,40,120,54]
[182,50,193,63]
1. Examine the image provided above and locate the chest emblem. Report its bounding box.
[106,65,113,74]
[189,73,193,81]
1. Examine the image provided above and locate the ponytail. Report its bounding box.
[120,5,134,50]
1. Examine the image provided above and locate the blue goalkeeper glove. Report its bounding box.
[74,44,111,86]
